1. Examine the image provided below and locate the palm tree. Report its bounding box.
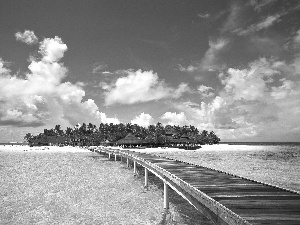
[208,131,220,144]
[24,133,33,143]
[54,125,61,135]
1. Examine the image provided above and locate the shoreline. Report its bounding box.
[0,145,90,153]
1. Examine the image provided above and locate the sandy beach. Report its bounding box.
[2,144,299,224]
[1,145,190,225]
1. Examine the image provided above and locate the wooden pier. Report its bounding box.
[92,147,300,225]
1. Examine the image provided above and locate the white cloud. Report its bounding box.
[92,63,107,74]
[200,38,228,71]
[271,78,299,100]
[237,14,281,35]
[131,112,154,127]
[197,13,210,19]
[221,3,242,33]
[161,112,188,126]
[39,37,68,62]
[179,38,228,73]
[249,0,278,11]
[221,58,280,101]
[103,70,190,105]
[0,59,10,75]
[0,35,119,129]
[293,30,300,45]
[198,85,215,98]
[172,57,300,141]
[102,71,113,75]
[178,64,198,72]
[15,30,38,45]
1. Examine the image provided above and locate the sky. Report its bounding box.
[0,0,300,142]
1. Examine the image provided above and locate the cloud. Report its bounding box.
[178,64,198,72]
[178,38,228,73]
[39,37,68,62]
[0,59,10,75]
[0,35,119,128]
[161,112,187,126]
[237,14,281,35]
[249,0,278,11]
[172,57,300,141]
[15,30,38,45]
[102,71,113,75]
[221,58,279,101]
[131,112,154,127]
[197,13,210,19]
[221,3,242,33]
[293,30,300,46]
[103,70,190,105]
[200,38,228,71]
[198,85,215,98]
[92,62,108,74]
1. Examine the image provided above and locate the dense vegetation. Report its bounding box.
[24,122,220,146]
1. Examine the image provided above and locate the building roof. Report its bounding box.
[116,133,149,144]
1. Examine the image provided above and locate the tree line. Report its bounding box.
[24,122,221,146]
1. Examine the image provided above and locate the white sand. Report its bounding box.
[0,145,90,153]
[133,144,267,153]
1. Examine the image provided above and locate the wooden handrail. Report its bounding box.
[96,147,251,225]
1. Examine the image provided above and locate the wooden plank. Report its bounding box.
[106,149,300,224]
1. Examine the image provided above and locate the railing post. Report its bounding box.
[134,161,137,174]
[115,153,117,161]
[164,182,169,209]
[108,153,111,159]
[144,167,148,187]
[127,158,129,167]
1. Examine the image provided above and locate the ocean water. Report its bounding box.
[139,142,300,193]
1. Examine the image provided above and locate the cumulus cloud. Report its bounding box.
[161,112,188,126]
[0,59,10,75]
[198,85,215,98]
[237,14,281,35]
[131,112,154,127]
[103,70,190,105]
[15,30,38,45]
[178,64,198,72]
[173,57,300,141]
[39,37,68,62]
[0,35,119,128]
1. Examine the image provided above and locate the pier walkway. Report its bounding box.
[93,147,300,225]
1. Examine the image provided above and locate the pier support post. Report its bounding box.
[164,182,169,209]
[127,158,129,167]
[120,155,123,162]
[133,161,137,174]
[144,168,148,187]
[108,153,111,159]
[115,153,117,161]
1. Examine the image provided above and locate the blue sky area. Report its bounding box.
[0,0,300,142]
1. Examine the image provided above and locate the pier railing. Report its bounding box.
[95,147,251,225]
